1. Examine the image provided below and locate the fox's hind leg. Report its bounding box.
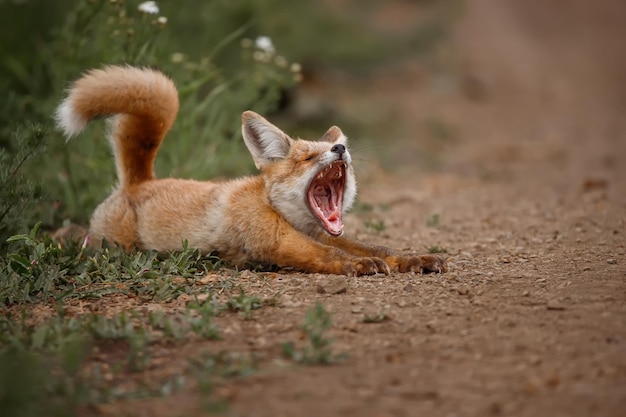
[89,191,141,250]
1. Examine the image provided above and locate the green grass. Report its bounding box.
[363,311,390,323]
[426,213,441,227]
[427,245,448,254]
[1,225,222,306]
[364,218,387,233]
[282,302,344,365]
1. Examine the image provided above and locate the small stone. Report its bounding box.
[385,352,402,363]
[524,375,542,394]
[343,321,359,333]
[546,373,560,387]
[199,273,222,284]
[582,266,591,271]
[488,401,503,415]
[546,300,565,310]
[316,275,348,294]
[456,286,470,296]
[426,321,438,333]
[607,259,617,265]
[239,270,256,280]
[471,297,484,306]
[403,283,415,292]
[582,177,608,192]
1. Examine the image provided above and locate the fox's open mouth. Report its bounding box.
[307,161,346,236]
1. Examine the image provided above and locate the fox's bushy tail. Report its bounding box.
[55,66,179,187]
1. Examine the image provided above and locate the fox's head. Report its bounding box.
[242,111,357,237]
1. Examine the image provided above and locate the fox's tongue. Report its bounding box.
[327,209,340,222]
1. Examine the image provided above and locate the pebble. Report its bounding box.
[403,283,416,292]
[343,321,359,333]
[471,297,484,306]
[546,300,566,310]
[607,259,617,264]
[426,320,438,333]
[316,276,348,294]
[456,286,470,296]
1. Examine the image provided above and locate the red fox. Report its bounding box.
[56,66,447,276]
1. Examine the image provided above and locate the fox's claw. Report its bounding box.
[417,254,448,274]
[344,256,390,276]
[388,254,448,274]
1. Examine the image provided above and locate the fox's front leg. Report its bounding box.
[268,226,389,276]
[317,235,448,274]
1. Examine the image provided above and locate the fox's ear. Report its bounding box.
[242,111,292,169]
[320,126,346,144]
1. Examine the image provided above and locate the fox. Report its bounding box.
[55,65,447,276]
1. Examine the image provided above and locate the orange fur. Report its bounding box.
[56,66,447,276]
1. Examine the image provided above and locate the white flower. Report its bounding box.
[81,234,90,250]
[274,55,287,68]
[171,52,185,63]
[157,16,167,25]
[255,36,275,54]
[290,62,302,73]
[253,51,270,63]
[138,1,159,14]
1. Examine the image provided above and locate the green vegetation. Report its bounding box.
[1,226,220,305]
[426,213,441,227]
[282,302,344,365]
[364,218,387,233]
[363,311,391,323]
[427,245,448,254]
[225,288,263,320]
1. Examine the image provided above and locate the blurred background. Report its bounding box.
[1,0,624,245]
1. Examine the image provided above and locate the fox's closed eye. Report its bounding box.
[303,154,317,161]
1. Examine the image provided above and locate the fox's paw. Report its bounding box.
[344,257,390,276]
[388,254,448,274]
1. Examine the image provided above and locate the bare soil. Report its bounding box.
[38,0,626,416]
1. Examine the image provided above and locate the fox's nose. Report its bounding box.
[331,144,346,155]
